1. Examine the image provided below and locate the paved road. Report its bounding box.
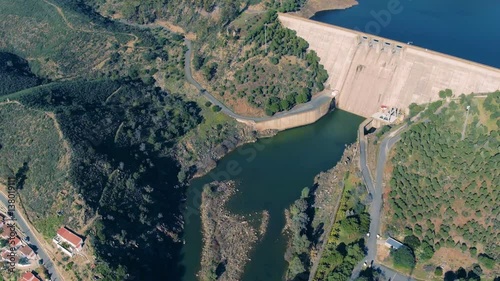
[358,119,375,194]
[184,38,334,122]
[0,192,63,281]
[350,122,413,281]
[115,19,336,124]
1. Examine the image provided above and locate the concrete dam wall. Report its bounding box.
[278,14,500,118]
[252,97,333,131]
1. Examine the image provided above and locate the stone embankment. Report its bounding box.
[199,181,262,281]
[252,94,334,131]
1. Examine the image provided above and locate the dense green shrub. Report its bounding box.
[5,79,201,280]
[388,92,499,271]
[0,52,41,96]
[392,246,415,269]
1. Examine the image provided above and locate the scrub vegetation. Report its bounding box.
[0,0,333,279]
[0,79,202,280]
[194,10,328,116]
[83,0,328,115]
[0,52,42,96]
[385,91,500,279]
[0,0,185,83]
[312,173,370,281]
[282,145,369,281]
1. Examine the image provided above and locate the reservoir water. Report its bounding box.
[311,0,500,68]
[181,110,363,281]
[181,1,499,280]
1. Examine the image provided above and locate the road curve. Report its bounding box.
[114,19,335,124]
[183,39,334,123]
[0,192,64,281]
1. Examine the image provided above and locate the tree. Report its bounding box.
[419,241,435,260]
[392,246,415,269]
[358,213,370,234]
[295,92,309,104]
[403,235,421,251]
[280,99,291,111]
[203,62,218,81]
[193,54,204,70]
[478,254,495,269]
[445,88,453,97]
[434,266,443,276]
[469,246,477,256]
[439,90,446,99]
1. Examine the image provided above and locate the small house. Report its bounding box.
[18,245,36,260]
[385,237,403,249]
[52,226,84,257]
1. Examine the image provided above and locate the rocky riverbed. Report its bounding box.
[199,181,260,281]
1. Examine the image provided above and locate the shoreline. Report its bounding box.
[299,0,358,18]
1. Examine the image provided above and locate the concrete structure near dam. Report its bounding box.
[278,13,500,118]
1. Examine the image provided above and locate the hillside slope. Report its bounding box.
[0,0,184,82]
[0,79,202,280]
[383,92,499,279]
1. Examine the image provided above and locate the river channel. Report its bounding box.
[181,0,500,280]
[181,109,363,281]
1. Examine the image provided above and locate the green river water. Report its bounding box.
[181,109,363,281]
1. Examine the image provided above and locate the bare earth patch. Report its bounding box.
[224,95,265,117]
[376,241,391,263]
[299,0,358,18]
[426,248,477,274]
[154,20,197,40]
[45,112,72,169]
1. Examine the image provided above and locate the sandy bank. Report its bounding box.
[199,181,258,281]
[299,0,358,18]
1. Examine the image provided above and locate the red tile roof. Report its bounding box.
[2,250,18,263]
[57,227,83,248]
[12,236,22,247]
[19,245,35,257]
[20,271,41,281]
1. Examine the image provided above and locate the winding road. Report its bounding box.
[0,192,63,281]
[112,18,336,125]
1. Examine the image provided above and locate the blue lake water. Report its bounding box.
[311,0,500,68]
